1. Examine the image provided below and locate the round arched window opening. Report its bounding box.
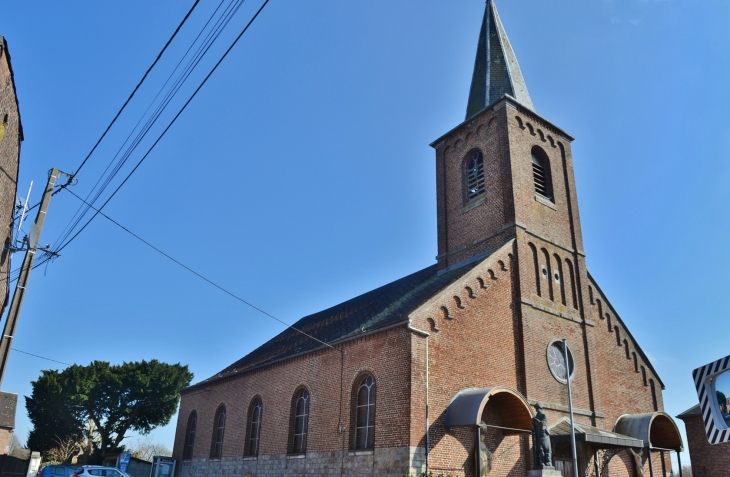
[547,340,575,384]
[465,151,485,202]
[531,147,553,200]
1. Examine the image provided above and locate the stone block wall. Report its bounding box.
[179,446,425,477]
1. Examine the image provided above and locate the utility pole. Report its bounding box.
[563,339,579,477]
[0,168,66,387]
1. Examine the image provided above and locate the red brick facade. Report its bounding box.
[172,5,680,477]
[0,36,22,323]
[678,406,730,476]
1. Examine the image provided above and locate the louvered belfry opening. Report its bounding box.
[466,151,485,201]
[531,148,552,199]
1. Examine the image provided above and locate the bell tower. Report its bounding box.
[431,0,584,273]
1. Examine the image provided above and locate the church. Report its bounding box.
[172,2,684,476]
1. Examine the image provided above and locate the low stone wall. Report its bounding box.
[179,446,426,477]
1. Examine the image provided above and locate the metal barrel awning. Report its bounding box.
[444,387,533,434]
[614,412,684,451]
[549,417,643,449]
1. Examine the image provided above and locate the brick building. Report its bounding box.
[0,36,22,330]
[678,405,729,476]
[0,35,23,455]
[172,2,684,476]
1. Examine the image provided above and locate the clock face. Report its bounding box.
[547,342,574,382]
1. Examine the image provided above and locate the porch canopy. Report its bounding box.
[614,412,684,451]
[550,418,643,449]
[444,387,533,435]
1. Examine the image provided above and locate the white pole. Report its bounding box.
[16,180,32,234]
[563,339,579,477]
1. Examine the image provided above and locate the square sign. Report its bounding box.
[118,453,131,472]
[693,354,730,444]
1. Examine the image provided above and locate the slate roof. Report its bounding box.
[550,418,644,449]
[466,0,534,119]
[191,260,482,389]
[677,404,701,419]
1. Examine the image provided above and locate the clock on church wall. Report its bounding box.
[547,340,574,384]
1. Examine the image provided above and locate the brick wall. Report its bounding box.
[433,105,513,271]
[174,326,422,476]
[410,241,526,477]
[586,278,665,428]
[0,38,21,320]
[679,413,730,477]
[0,428,12,455]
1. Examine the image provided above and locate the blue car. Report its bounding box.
[38,466,81,477]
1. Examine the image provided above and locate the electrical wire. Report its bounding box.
[53,0,271,257]
[69,0,201,181]
[63,187,334,351]
[11,348,71,366]
[52,0,247,252]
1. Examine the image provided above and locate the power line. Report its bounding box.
[63,187,334,351]
[69,0,201,181]
[52,0,244,252]
[11,348,71,366]
[53,0,267,258]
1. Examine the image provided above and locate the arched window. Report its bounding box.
[650,380,658,411]
[553,254,566,305]
[529,243,541,297]
[290,388,310,454]
[210,405,226,459]
[465,151,485,202]
[641,366,648,386]
[531,147,553,200]
[353,375,376,450]
[565,258,578,309]
[633,352,638,373]
[624,340,630,360]
[245,397,263,457]
[182,411,197,461]
[541,248,554,301]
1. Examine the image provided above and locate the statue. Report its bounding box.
[532,404,554,469]
[629,449,645,477]
[477,423,494,476]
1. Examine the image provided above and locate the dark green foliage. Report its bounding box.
[26,360,193,457]
[717,390,728,413]
[26,370,84,453]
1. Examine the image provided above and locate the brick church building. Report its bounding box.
[172,2,684,476]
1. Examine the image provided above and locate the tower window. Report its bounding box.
[531,147,553,200]
[465,151,485,202]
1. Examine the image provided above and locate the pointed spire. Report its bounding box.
[466,0,534,119]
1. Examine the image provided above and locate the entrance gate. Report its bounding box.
[0,455,29,477]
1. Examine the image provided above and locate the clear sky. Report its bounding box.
[1,0,729,468]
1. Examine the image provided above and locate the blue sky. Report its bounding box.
[1,0,729,468]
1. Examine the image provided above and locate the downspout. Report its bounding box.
[426,336,431,475]
[409,324,430,474]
